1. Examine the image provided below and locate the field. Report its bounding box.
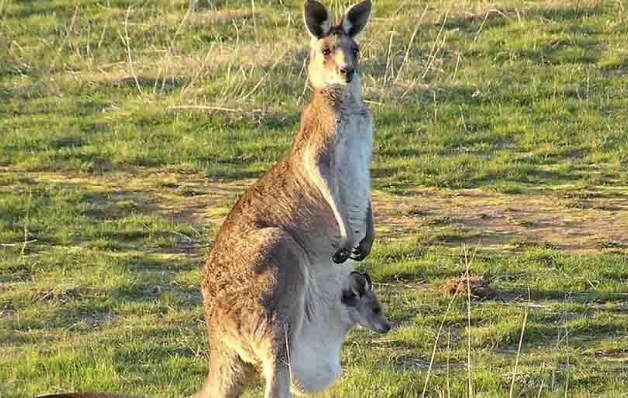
[1,0,628,397]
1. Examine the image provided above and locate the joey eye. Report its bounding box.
[322,48,332,57]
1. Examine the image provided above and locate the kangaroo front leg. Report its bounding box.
[304,146,352,264]
[351,199,374,261]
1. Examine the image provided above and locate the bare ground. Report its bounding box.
[374,187,628,253]
[9,171,628,254]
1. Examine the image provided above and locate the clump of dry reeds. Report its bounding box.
[441,275,492,299]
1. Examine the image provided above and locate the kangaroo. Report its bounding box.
[197,2,375,398]
[31,2,376,398]
[34,272,390,398]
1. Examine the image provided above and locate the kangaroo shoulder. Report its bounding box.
[296,110,340,167]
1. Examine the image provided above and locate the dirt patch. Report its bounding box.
[33,285,93,303]
[373,187,628,253]
[10,171,628,254]
[24,171,248,227]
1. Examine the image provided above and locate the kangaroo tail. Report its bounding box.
[34,393,156,398]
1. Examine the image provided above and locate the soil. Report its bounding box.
[12,172,628,254]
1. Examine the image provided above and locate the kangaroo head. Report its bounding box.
[342,271,391,333]
[303,0,371,90]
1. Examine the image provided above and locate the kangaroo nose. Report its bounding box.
[339,66,355,81]
[381,323,391,333]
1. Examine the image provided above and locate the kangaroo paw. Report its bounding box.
[332,248,350,264]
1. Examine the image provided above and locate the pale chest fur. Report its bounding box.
[335,104,373,246]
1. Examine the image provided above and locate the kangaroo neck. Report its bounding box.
[312,78,363,111]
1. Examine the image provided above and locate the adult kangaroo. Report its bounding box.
[31,1,376,398]
[197,2,376,398]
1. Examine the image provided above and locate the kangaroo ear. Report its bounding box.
[341,0,371,38]
[304,0,332,39]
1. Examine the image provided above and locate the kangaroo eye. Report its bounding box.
[322,48,332,57]
[373,308,381,315]
[353,48,360,57]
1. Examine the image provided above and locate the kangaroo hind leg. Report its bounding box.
[256,231,308,398]
[193,348,255,398]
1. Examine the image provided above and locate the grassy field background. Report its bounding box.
[1,0,628,397]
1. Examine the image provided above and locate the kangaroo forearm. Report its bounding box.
[365,199,374,239]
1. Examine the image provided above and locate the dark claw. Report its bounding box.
[333,248,350,264]
[351,236,372,261]
[351,247,367,262]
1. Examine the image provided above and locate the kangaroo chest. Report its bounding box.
[335,107,373,244]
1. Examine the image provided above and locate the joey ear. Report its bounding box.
[349,271,368,297]
[304,0,332,39]
[341,0,371,38]
[363,272,373,291]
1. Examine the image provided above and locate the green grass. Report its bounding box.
[2,0,628,397]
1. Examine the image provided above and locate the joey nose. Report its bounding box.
[380,323,391,334]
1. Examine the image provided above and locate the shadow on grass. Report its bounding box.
[602,57,628,75]
[443,7,515,36]
[529,4,604,22]
[441,3,604,33]
[82,190,158,220]
[96,76,190,95]
[496,288,628,303]
[7,2,68,19]
[512,40,602,66]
